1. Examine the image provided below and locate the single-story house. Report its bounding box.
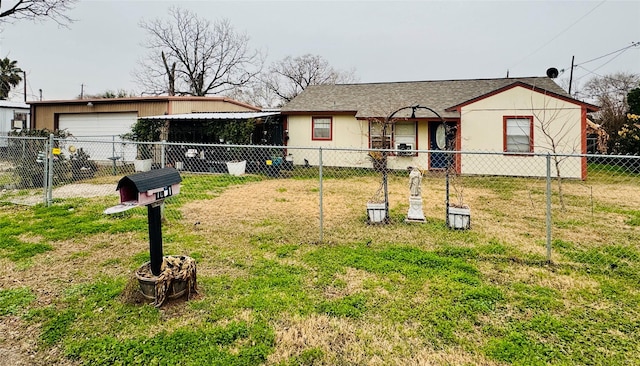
[0,100,30,148]
[28,96,262,161]
[280,76,599,179]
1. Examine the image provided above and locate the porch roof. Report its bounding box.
[139,111,280,121]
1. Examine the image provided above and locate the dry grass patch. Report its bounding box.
[268,314,499,366]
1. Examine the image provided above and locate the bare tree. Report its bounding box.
[262,54,358,106]
[0,0,75,25]
[581,72,640,152]
[225,80,281,109]
[530,93,583,211]
[135,7,264,96]
[78,89,135,99]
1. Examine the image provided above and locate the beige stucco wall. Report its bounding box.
[287,114,429,170]
[459,86,584,178]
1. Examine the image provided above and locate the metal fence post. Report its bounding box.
[47,134,54,206]
[42,138,49,205]
[161,140,166,168]
[546,153,552,263]
[318,147,324,243]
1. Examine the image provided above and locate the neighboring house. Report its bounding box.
[28,96,260,161]
[0,100,30,148]
[281,77,599,179]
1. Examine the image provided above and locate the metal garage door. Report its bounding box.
[59,112,138,161]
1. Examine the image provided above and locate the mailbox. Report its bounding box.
[116,167,182,207]
[104,168,182,215]
[104,167,183,277]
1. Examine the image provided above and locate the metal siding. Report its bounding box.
[33,100,254,130]
[170,100,256,114]
[33,101,168,130]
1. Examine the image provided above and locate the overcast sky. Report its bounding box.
[1,0,639,102]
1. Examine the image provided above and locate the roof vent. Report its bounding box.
[546,67,559,79]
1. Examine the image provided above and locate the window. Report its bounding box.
[312,117,332,140]
[369,121,417,154]
[369,121,392,149]
[394,122,417,156]
[504,116,533,153]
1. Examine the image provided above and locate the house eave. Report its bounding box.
[444,81,599,113]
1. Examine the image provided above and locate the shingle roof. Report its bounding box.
[117,168,182,193]
[281,77,584,119]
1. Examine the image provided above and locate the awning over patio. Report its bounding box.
[139,111,280,121]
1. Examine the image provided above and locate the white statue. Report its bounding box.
[407,167,425,222]
[409,168,422,197]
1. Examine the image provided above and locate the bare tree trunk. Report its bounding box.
[553,156,566,211]
[161,51,176,96]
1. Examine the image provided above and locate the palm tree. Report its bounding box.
[0,58,23,100]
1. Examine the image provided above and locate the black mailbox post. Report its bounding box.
[105,168,182,276]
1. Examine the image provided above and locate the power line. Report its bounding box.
[568,43,639,86]
[509,0,607,70]
[576,41,640,66]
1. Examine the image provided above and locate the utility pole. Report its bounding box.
[80,83,84,99]
[39,89,42,101]
[568,56,575,96]
[23,71,27,103]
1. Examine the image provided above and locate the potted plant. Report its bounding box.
[367,151,386,172]
[446,166,470,230]
[122,119,163,172]
[133,147,153,172]
[367,179,388,224]
[70,147,98,181]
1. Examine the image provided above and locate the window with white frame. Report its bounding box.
[369,121,392,149]
[312,117,332,140]
[504,116,533,153]
[369,121,417,154]
[394,122,417,155]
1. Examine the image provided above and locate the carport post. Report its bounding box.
[148,202,164,276]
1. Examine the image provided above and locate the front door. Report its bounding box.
[429,121,455,170]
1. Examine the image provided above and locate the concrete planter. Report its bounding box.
[367,202,387,224]
[133,158,153,172]
[448,206,471,230]
[226,160,247,176]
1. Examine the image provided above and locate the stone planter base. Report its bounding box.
[367,202,387,224]
[448,206,471,230]
[406,196,426,222]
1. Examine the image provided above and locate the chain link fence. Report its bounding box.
[1,135,638,273]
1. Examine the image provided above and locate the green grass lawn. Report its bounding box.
[0,171,639,365]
